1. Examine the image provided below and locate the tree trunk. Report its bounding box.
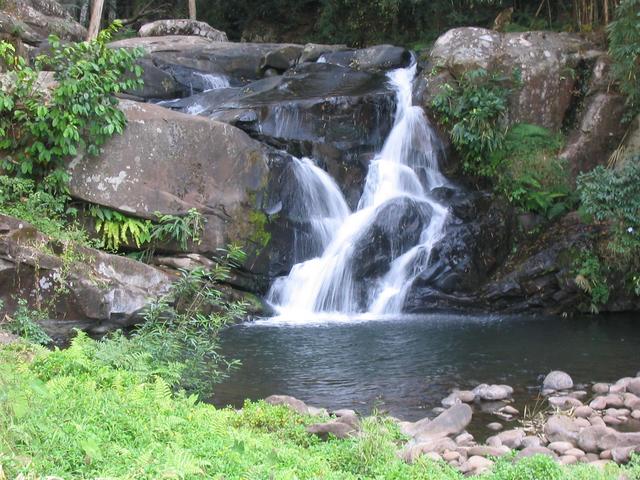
[87,0,105,40]
[188,0,196,20]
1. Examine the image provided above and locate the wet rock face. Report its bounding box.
[318,44,412,72]
[403,192,514,312]
[0,214,172,339]
[351,197,433,282]
[110,36,302,86]
[164,62,396,206]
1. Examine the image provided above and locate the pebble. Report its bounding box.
[565,448,585,457]
[604,394,625,408]
[548,441,574,454]
[455,432,474,446]
[443,450,461,462]
[487,422,503,431]
[574,406,593,418]
[590,397,608,410]
[521,436,542,448]
[603,415,623,425]
[628,378,640,396]
[500,405,519,415]
[468,445,510,457]
[543,371,574,391]
[560,455,578,465]
[600,450,613,460]
[593,383,610,394]
[486,436,502,447]
[462,456,494,475]
[624,393,640,410]
[632,410,640,419]
[574,418,591,428]
[497,429,525,449]
[472,384,513,401]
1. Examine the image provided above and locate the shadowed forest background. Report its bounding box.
[70,0,622,47]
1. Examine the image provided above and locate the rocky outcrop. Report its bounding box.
[421,28,629,179]
[138,19,227,42]
[67,99,313,292]
[425,28,600,132]
[0,214,173,340]
[560,92,628,179]
[0,0,85,47]
[109,37,303,86]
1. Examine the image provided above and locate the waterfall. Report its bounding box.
[267,61,451,319]
[192,72,230,92]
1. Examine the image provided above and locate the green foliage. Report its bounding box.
[578,161,640,268]
[431,68,517,177]
[492,124,573,218]
[89,205,152,251]
[0,21,143,192]
[575,161,640,310]
[1,341,638,479]
[88,206,205,253]
[0,175,90,244]
[80,246,246,397]
[607,0,640,118]
[0,299,51,345]
[574,251,611,313]
[152,208,205,251]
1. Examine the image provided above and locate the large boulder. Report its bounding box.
[319,44,412,72]
[109,37,303,85]
[426,27,600,131]
[0,0,86,46]
[0,214,172,340]
[67,99,302,292]
[138,19,227,42]
[163,62,396,206]
[560,92,628,179]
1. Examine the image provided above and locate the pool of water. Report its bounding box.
[213,313,640,429]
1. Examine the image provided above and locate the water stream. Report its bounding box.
[267,62,449,318]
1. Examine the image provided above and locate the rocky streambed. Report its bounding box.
[264,370,640,475]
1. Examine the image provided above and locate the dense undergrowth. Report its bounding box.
[1,338,639,479]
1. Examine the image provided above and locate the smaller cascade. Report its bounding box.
[192,72,230,92]
[288,157,350,261]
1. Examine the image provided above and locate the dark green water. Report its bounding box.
[213,313,640,425]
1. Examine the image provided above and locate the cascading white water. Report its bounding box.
[193,72,230,91]
[267,62,449,319]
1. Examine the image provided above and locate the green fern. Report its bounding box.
[89,205,152,251]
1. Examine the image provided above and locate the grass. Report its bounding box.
[1,337,639,479]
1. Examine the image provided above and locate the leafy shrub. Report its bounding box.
[608,0,640,117]
[61,246,249,397]
[578,161,640,260]
[0,21,143,192]
[0,299,51,345]
[0,175,89,244]
[431,68,518,177]
[574,251,611,313]
[492,124,573,218]
[152,208,205,251]
[575,160,640,310]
